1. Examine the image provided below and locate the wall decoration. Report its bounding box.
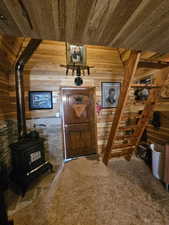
[29,91,53,110]
[71,95,88,118]
[96,102,102,115]
[66,43,86,65]
[101,82,120,108]
[60,43,94,86]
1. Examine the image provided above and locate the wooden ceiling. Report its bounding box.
[1,0,169,53]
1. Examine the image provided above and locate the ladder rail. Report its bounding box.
[103,51,141,165]
[133,89,157,146]
[103,53,169,165]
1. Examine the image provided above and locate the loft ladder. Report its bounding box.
[103,50,165,165]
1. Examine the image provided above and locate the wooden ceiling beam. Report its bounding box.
[138,59,169,69]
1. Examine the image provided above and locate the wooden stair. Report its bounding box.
[102,50,167,165]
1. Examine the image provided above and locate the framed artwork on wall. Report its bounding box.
[29,91,53,110]
[66,43,86,65]
[101,82,121,108]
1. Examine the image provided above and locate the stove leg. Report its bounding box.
[21,184,27,197]
[49,163,53,173]
[0,191,14,225]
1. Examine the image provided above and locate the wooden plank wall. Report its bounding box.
[0,35,23,120]
[9,40,124,152]
[5,37,169,149]
[5,37,169,150]
[147,68,169,144]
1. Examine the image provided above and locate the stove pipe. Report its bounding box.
[15,39,41,138]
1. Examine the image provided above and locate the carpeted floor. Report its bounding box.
[6,171,56,216]
[11,156,169,225]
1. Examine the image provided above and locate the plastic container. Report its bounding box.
[151,144,165,180]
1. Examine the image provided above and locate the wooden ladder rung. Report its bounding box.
[115,135,136,140]
[110,147,135,159]
[112,143,135,149]
[118,125,136,131]
[131,84,161,88]
[134,101,146,105]
[121,114,142,120]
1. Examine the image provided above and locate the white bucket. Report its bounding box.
[151,144,165,180]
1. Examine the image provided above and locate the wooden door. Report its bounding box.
[61,87,97,159]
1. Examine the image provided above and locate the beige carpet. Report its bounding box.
[11,156,169,225]
[6,171,56,216]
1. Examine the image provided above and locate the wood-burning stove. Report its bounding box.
[9,39,53,196]
[10,137,52,195]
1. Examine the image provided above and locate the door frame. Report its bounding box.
[60,86,98,160]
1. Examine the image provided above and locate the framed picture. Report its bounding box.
[29,91,53,110]
[66,43,86,65]
[101,82,121,108]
